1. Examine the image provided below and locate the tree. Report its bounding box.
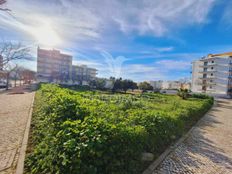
[177,89,189,100]
[138,81,153,92]
[112,77,123,92]
[11,64,20,87]
[127,80,138,91]
[90,78,106,90]
[121,79,138,93]
[3,64,17,89]
[96,78,106,90]
[0,0,10,11]
[0,41,31,89]
[20,68,36,84]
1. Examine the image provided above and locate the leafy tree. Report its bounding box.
[90,78,106,90]
[129,80,138,91]
[138,81,153,91]
[112,77,122,92]
[121,79,138,92]
[177,89,189,99]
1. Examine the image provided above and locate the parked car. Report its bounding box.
[0,80,6,88]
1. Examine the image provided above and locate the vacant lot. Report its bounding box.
[25,84,213,174]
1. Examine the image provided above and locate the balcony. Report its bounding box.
[199,76,216,80]
[198,82,216,86]
[199,70,217,73]
[199,63,216,67]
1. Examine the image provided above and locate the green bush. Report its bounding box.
[191,93,214,100]
[25,84,213,174]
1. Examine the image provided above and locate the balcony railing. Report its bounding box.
[199,70,217,73]
[198,82,216,86]
[199,76,215,79]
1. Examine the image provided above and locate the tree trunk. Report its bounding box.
[14,75,16,87]
[6,72,9,90]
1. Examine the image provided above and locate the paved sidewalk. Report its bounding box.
[151,99,232,174]
[0,86,34,174]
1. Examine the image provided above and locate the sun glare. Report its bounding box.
[31,23,61,46]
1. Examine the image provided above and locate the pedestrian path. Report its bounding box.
[148,99,232,174]
[0,86,34,174]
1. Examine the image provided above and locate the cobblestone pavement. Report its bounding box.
[153,99,232,174]
[0,86,34,174]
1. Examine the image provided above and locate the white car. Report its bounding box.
[0,80,7,88]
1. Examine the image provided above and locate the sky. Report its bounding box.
[0,0,232,82]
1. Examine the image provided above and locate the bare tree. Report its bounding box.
[20,68,36,84]
[0,0,10,11]
[1,42,31,66]
[0,41,32,89]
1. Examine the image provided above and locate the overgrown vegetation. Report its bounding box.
[25,84,213,174]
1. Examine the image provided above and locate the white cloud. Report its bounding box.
[153,46,174,52]
[156,60,191,70]
[0,0,215,46]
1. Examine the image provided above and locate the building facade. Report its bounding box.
[149,80,163,90]
[72,65,97,85]
[191,52,232,97]
[168,81,181,89]
[37,48,72,83]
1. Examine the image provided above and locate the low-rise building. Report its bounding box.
[169,81,181,89]
[72,65,97,85]
[37,48,72,83]
[181,83,191,90]
[149,80,163,90]
[191,52,232,97]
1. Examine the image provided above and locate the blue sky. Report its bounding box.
[0,0,232,82]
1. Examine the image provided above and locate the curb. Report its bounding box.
[143,100,217,174]
[15,92,35,174]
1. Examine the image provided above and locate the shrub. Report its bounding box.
[191,93,213,99]
[25,84,213,174]
[177,89,190,99]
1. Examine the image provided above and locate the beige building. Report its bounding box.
[72,65,97,85]
[37,48,72,83]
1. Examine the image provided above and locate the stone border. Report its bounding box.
[143,100,217,174]
[15,93,35,174]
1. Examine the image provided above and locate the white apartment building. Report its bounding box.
[191,52,232,97]
[37,48,72,83]
[169,81,181,89]
[149,80,163,90]
[149,80,184,90]
[72,65,97,85]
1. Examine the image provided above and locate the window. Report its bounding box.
[211,73,213,76]
[211,67,214,70]
[209,86,212,89]
[204,68,207,72]
[204,62,208,66]
[210,80,213,82]
[212,60,214,63]
[203,74,207,78]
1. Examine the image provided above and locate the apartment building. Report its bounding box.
[149,80,163,90]
[191,52,232,97]
[37,48,72,83]
[72,65,97,85]
[149,80,185,90]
